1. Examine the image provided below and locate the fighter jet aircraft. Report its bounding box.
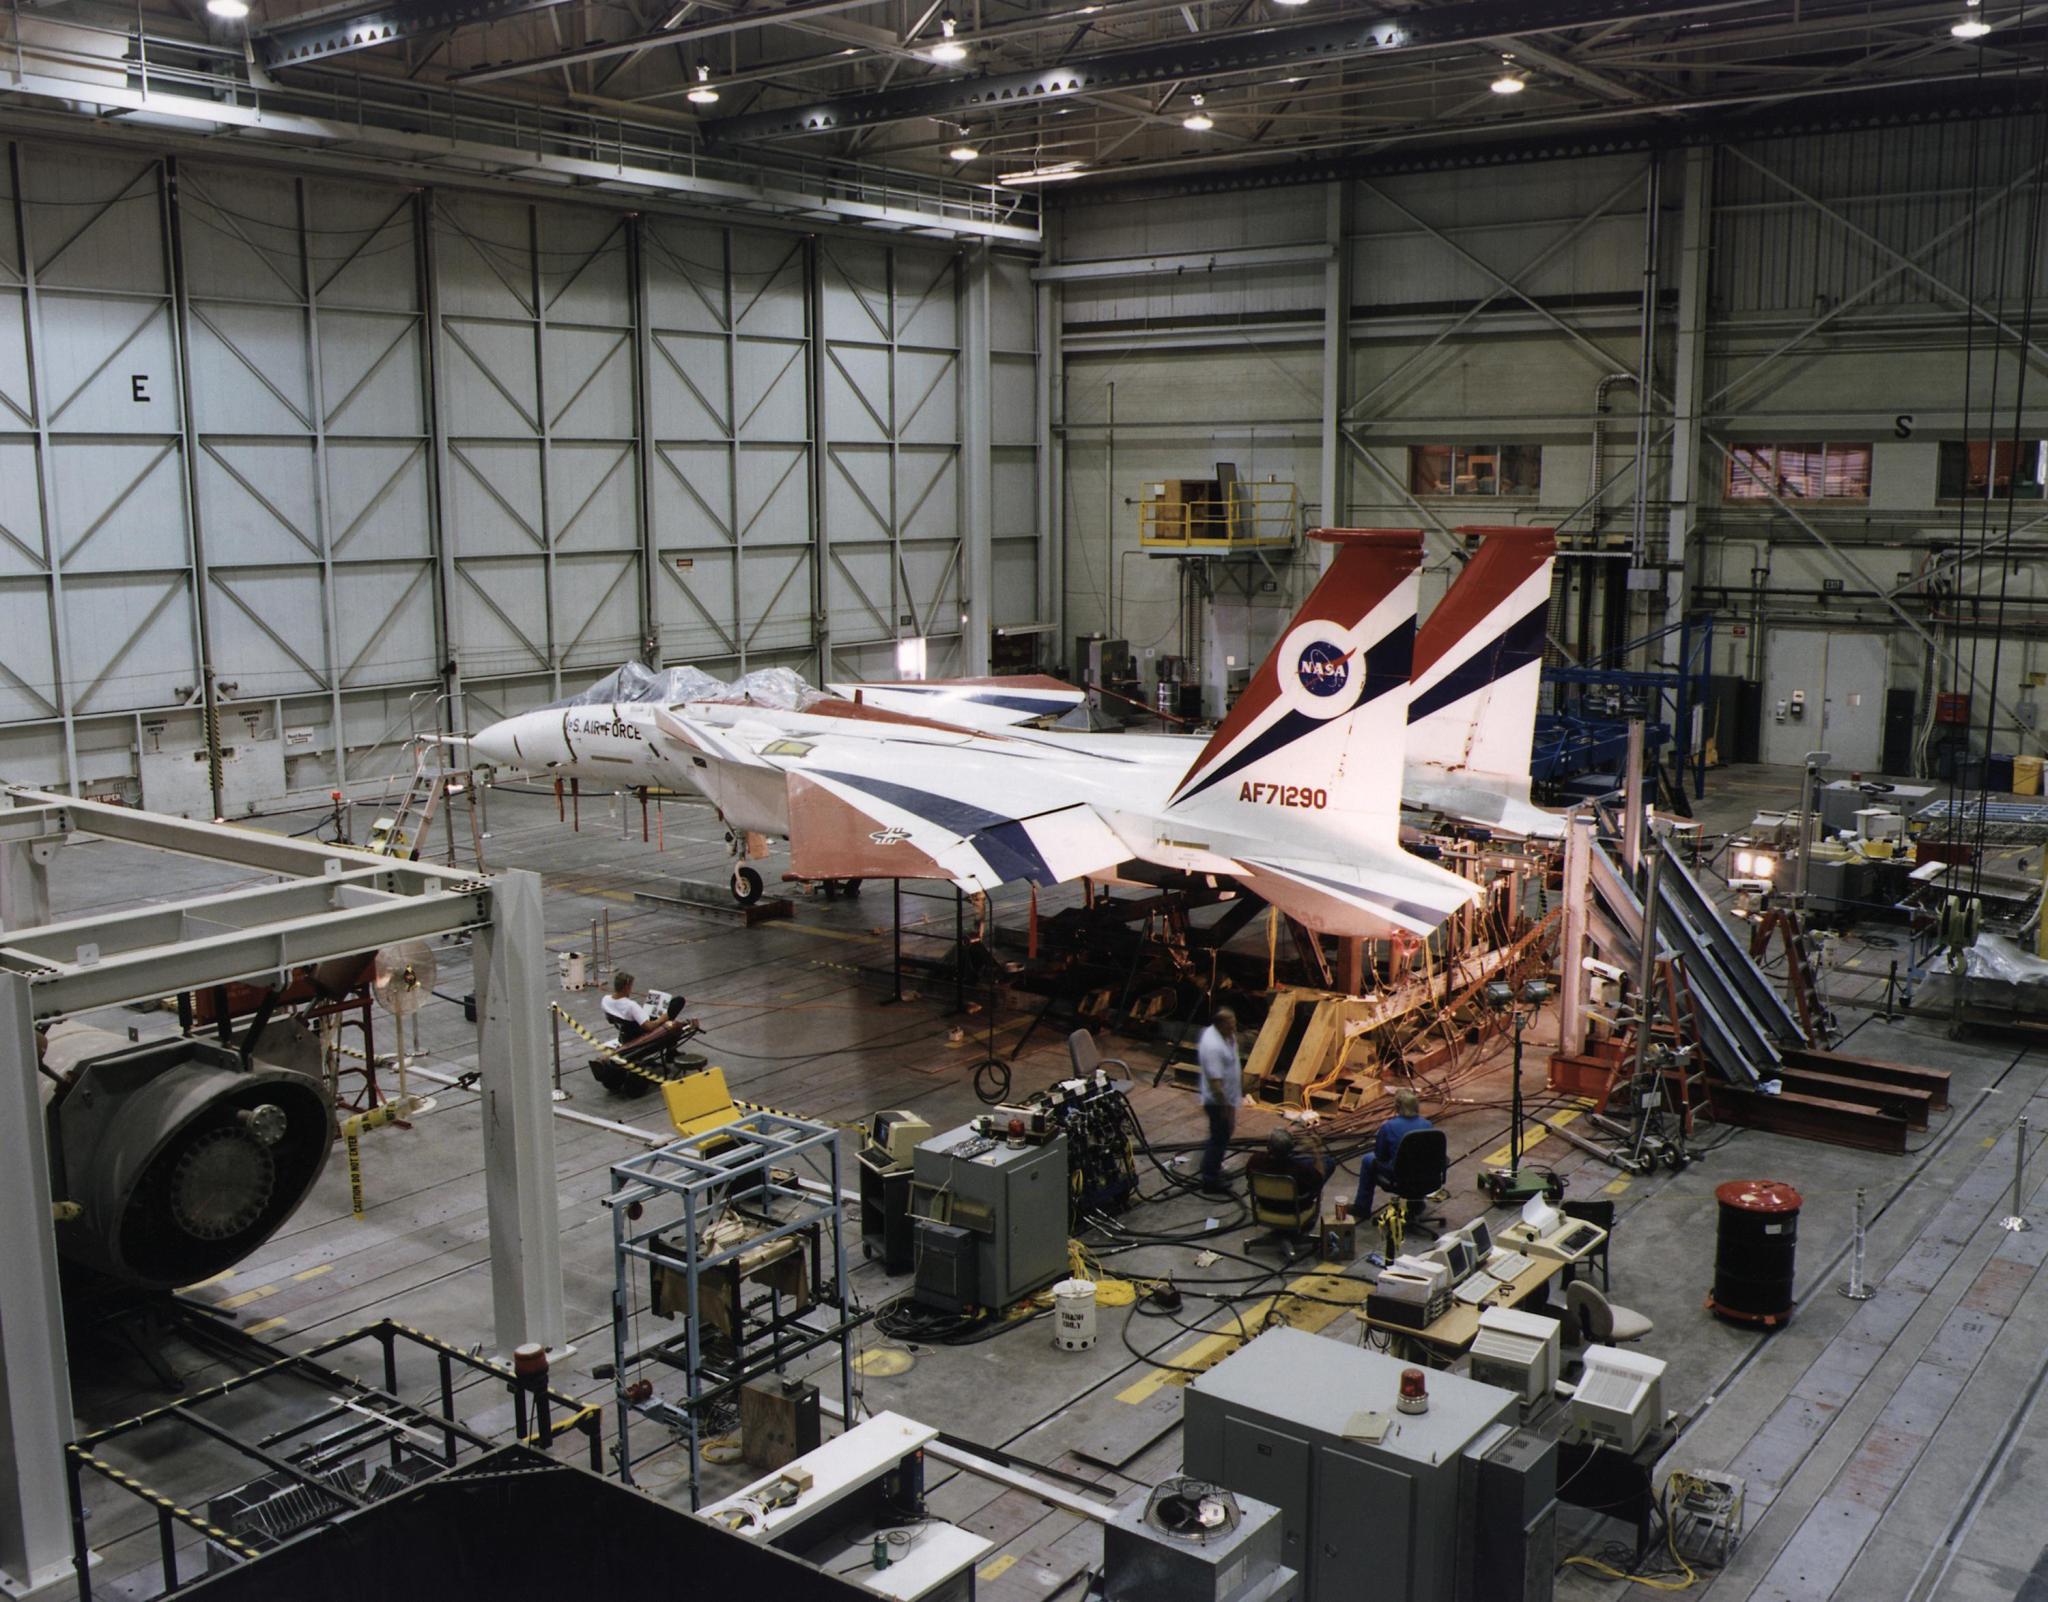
[469,528,1487,938]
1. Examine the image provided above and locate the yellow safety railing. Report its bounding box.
[1138,478,1299,550]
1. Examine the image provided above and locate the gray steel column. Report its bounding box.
[628,216,661,666]
[0,838,52,933]
[959,243,993,673]
[160,156,226,821]
[1034,256,1062,643]
[418,192,465,737]
[7,144,81,796]
[298,176,350,788]
[1664,147,1713,631]
[1318,181,1351,539]
[472,869,566,1352]
[0,972,74,1594]
[807,237,832,680]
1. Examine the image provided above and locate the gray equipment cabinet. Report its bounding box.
[910,1126,1069,1311]
[1182,1328,1519,1602]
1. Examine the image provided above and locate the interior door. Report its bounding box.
[1762,629,1886,769]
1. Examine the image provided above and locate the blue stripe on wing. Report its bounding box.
[1406,600,1548,725]
[1251,861,1451,928]
[809,769,1059,885]
[869,685,1076,716]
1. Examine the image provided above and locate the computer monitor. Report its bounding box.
[1463,1218,1494,1260]
[1442,1238,1476,1283]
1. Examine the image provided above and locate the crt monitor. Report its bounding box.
[1442,1238,1476,1283]
[1464,1218,1493,1260]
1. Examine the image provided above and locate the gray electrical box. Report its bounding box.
[1456,1423,1558,1602]
[1183,1328,1517,1602]
[909,1126,1068,1313]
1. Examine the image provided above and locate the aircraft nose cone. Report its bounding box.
[468,720,520,768]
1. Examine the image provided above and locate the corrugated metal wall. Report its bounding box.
[0,134,1041,806]
[1051,113,2048,749]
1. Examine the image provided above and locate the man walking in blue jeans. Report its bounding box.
[1352,1089,1434,1220]
[1197,1007,1243,1197]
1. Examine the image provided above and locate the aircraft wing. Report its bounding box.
[1228,850,1478,938]
[823,676,1086,731]
[780,738,1129,890]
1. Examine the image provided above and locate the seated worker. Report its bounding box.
[1247,1127,1328,1209]
[601,971,691,1059]
[1349,1089,1435,1221]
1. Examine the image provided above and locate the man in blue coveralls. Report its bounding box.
[1352,1089,1435,1220]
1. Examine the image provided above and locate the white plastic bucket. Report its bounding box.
[1053,1278,1097,1351]
[559,951,586,991]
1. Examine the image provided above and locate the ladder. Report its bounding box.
[368,740,486,871]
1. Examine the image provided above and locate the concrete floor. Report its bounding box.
[41,767,2048,1601]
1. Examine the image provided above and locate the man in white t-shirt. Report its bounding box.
[602,971,688,1057]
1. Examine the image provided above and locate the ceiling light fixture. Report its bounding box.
[687,62,719,104]
[949,144,980,161]
[1952,2,1990,37]
[929,15,967,62]
[206,0,250,18]
[1272,0,1312,8]
[1490,55,1527,95]
[998,160,1087,185]
[1182,92,1214,131]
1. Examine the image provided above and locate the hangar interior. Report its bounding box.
[7,3,2048,1601]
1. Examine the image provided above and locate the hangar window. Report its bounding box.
[1725,442,1871,501]
[1408,444,1542,497]
[1938,439,2047,501]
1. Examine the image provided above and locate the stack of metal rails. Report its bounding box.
[1560,819,1949,1154]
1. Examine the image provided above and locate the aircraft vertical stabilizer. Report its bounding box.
[1403,524,1561,837]
[1165,528,1421,844]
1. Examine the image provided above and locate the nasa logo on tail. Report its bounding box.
[1277,620,1366,720]
[1295,640,1352,698]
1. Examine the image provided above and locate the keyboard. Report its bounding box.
[1453,1275,1500,1306]
[1559,1224,1602,1255]
[1486,1250,1536,1281]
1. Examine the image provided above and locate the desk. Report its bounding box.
[1360,1256,1565,1361]
[1554,1426,1676,1561]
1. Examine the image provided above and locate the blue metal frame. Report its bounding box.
[1539,614,1714,799]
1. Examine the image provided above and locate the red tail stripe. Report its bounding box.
[1173,529,1422,797]
[1412,526,1557,678]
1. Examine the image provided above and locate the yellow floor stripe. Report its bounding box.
[977,1556,1019,1583]
[1115,1269,1368,1406]
[242,1316,288,1338]
[217,1285,277,1311]
[1481,1105,1587,1171]
[1602,1175,1633,1196]
[291,1265,333,1282]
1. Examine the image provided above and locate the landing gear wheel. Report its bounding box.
[731,865,764,904]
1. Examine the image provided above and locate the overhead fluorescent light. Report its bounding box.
[1953,3,1990,37]
[929,14,967,61]
[1491,60,1527,94]
[207,0,250,17]
[949,144,980,161]
[687,63,719,104]
[998,161,1087,185]
[1182,93,1213,131]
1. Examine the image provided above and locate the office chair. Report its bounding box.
[1561,1199,1614,1288]
[1068,1028,1131,1081]
[1375,1127,1451,1247]
[1245,1164,1321,1263]
[1566,1279,1654,1345]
